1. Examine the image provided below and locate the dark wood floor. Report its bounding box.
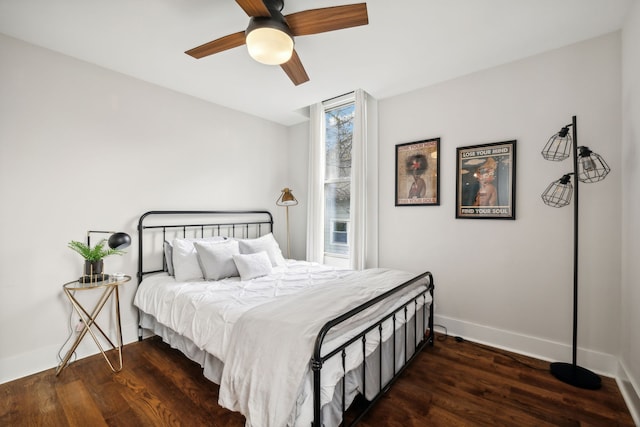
[0,335,634,426]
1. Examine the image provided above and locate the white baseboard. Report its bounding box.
[435,314,639,425]
[434,314,619,375]
[0,320,141,385]
[0,342,63,384]
[617,360,640,426]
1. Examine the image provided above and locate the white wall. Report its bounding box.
[378,33,622,372]
[286,122,310,261]
[0,34,290,383]
[621,0,640,422]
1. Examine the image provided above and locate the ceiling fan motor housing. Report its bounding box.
[245,9,292,38]
[263,0,285,12]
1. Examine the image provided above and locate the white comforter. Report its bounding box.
[133,261,352,362]
[134,261,430,427]
[218,267,427,427]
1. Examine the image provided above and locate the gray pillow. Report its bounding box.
[194,240,240,281]
[164,236,227,277]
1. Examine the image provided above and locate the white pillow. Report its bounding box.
[170,236,227,281]
[233,252,273,281]
[237,233,286,267]
[172,239,204,281]
[194,240,240,281]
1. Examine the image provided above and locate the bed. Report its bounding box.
[134,210,434,426]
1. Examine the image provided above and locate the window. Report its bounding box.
[307,89,377,269]
[323,97,354,258]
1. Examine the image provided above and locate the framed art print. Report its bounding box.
[395,138,440,206]
[456,140,516,219]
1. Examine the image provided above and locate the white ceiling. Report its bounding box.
[0,0,632,126]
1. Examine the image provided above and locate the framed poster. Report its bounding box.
[395,138,440,206]
[456,140,516,219]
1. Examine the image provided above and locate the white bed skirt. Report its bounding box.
[139,303,429,427]
[140,312,225,383]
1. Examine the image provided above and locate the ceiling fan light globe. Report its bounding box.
[246,27,294,65]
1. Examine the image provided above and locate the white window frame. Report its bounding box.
[330,219,350,246]
[306,89,378,270]
[322,94,355,263]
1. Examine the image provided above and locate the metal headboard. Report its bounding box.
[137,210,274,283]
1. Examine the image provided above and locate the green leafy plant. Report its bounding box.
[67,239,126,262]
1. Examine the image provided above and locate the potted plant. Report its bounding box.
[68,239,126,278]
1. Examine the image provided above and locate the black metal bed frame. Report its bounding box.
[136,210,434,427]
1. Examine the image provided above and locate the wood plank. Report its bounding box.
[0,372,68,426]
[359,338,634,427]
[56,380,108,427]
[0,335,634,426]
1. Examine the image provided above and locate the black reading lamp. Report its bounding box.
[540,115,610,390]
[276,188,298,259]
[88,231,131,251]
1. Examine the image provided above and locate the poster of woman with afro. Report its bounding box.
[395,138,440,206]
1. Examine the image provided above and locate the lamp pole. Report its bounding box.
[285,204,291,259]
[571,115,579,369]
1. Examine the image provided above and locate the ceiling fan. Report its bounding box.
[185,0,369,86]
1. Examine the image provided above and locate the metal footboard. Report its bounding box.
[311,271,434,426]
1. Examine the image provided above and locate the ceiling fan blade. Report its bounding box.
[236,0,271,17]
[281,50,309,86]
[185,31,246,59]
[285,3,368,37]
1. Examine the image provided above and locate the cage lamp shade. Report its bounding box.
[542,126,572,161]
[577,147,610,183]
[541,174,573,208]
[277,188,298,206]
[245,13,294,65]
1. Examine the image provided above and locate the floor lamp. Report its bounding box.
[540,115,610,390]
[276,187,298,259]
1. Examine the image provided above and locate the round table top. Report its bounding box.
[63,274,131,291]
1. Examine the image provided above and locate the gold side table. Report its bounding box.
[56,275,131,376]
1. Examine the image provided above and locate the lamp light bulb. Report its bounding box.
[581,157,596,172]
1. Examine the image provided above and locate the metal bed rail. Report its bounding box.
[311,271,435,426]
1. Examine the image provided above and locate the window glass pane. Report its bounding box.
[333,231,347,244]
[325,103,354,181]
[324,182,350,255]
